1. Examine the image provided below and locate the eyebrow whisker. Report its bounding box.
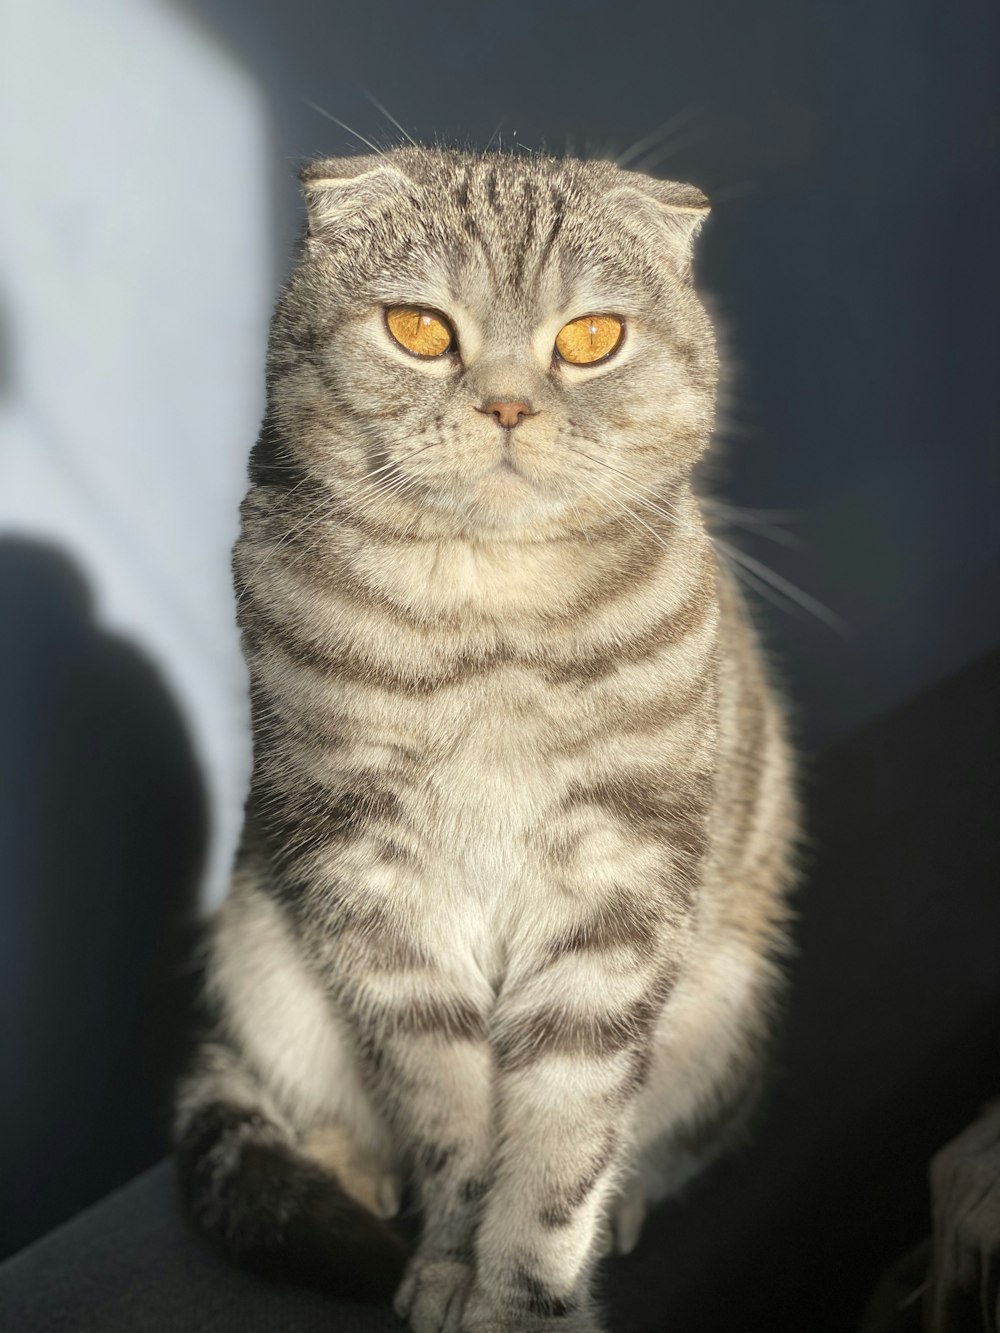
[305,100,383,154]
[363,89,418,147]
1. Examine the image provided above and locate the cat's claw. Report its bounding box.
[375,1171,403,1219]
[395,1255,473,1333]
[597,1175,647,1257]
[606,1176,646,1255]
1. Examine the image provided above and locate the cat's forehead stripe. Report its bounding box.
[445,163,574,297]
[304,148,693,318]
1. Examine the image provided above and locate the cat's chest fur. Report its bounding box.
[289,615,575,987]
[250,519,720,991]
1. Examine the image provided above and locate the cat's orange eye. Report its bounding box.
[385,306,456,358]
[555,314,625,366]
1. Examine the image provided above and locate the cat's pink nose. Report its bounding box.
[478,399,533,430]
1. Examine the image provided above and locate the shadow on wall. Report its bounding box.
[0,539,208,1260]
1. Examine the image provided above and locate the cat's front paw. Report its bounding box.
[395,1253,474,1333]
[459,1285,602,1333]
[462,1320,601,1333]
[461,1315,602,1333]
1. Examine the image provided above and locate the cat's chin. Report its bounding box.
[447,503,574,542]
[477,460,536,511]
[398,468,569,539]
[462,488,580,539]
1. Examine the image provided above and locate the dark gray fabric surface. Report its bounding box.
[0,1162,398,1333]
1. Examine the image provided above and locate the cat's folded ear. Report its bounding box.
[299,155,415,238]
[610,172,711,264]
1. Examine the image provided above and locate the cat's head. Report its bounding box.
[269,147,717,539]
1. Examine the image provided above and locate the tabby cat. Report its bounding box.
[175,146,797,1333]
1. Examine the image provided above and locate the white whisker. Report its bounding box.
[714,548,799,619]
[235,492,339,608]
[563,440,699,536]
[363,90,417,146]
[305,101,382,154]
[633,128,712,173]
[235,441,444,607]
[562,437,840,631]
[700,500,800,548]
[615,106,704,169]
[714,539,847,632]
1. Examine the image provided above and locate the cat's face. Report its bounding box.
[274,148,718,538]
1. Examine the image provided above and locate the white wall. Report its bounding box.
[0,0,274,906]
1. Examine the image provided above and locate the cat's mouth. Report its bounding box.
[469,455,548,527]
[492,458,524,479]
[478,456,533,493]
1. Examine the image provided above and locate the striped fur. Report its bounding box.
[175,148,797,1332]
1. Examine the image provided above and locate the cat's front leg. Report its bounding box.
[329,939,493,1333]
[460,955,668,1333]
[393,1156,480,1333]
[372,1017,490,1331]
[461,1288,603,1333]
[385,1025,488,1333]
